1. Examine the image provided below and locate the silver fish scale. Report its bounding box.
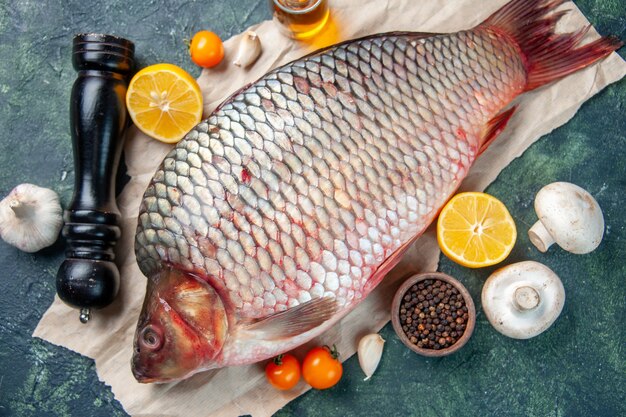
[135,28,525,316]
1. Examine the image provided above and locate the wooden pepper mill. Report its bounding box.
[56,33,135,323]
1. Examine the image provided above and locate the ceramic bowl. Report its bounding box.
[391,272,476,357]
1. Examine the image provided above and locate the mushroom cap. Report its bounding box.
[533,182,604,254]
[481,261,565,339]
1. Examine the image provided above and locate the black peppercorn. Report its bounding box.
[398,279,469,350]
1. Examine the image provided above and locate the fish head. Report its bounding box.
[131,267,228,383]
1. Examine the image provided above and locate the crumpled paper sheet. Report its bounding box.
[34,0,626,416]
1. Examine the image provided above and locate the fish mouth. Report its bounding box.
[133,366,157,384]
[131,354,196,384]
[131,352,157,384]
[133,371,157,384]
[131,352,173,384]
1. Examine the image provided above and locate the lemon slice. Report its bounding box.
[437,192,517,268]
[126,63,203,144]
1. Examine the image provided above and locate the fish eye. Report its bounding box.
[140,324,164,352]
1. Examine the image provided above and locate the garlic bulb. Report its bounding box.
[357,333,385,380]
[0,183,63,252]
[233,31,262,67]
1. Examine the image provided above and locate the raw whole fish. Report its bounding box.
[131,0,621,382]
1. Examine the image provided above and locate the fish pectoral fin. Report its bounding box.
[478,106,517,155]
[237,296,338,340]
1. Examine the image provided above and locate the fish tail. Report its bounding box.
[482,0,623,91]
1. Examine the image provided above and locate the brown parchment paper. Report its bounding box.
[34,1,626,416]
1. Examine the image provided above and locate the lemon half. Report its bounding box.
[437,192,517,268]
[126,63,203,144]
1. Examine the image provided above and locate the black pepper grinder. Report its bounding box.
[56,33,135,323]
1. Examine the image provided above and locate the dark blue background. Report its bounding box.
[0,1,624,416]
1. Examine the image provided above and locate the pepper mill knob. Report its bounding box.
[56,34,135,322]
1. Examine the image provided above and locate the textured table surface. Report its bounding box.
[0,1,624,416]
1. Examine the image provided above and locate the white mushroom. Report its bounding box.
[528,182,604,254]
[481,261,565,339]
[0,183,63,252]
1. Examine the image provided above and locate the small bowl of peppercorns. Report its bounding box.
[391,272,476,357]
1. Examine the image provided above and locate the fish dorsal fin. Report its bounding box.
[478,106,517,155]
[237,296,338,340]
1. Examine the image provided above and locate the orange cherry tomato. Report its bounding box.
[265,354,301,390]
[302,345,343,390]
[189,30,224,68]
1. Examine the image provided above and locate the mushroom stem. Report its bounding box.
[528,220,555,253]
[513,286,540,311]
[9,199,35,218]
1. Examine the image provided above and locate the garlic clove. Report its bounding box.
[233,30,262,68]
[0,183,63,252]
[357,333,385,381]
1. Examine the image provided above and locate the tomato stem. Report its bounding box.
[324,344,340,360]
[273,354,284,366]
